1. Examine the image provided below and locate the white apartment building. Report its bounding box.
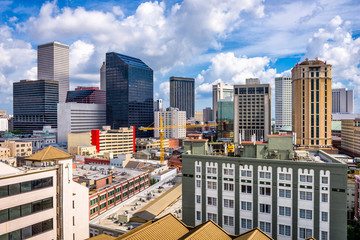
[0,146,89,240]
[0,118,8,131]
[38,41,69,103]
[154,107,186,139]
[212,83,234,121]
[57,102,106,142]
[275,77,292,132]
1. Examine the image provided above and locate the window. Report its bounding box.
[259,204,271,214]
[207,167,217,174]
[321,212,328,222]
[259,172,271,179]
[322,193,328,202]
[196,166,201,173]
[300,191,312,201]
[224,169,234,176]
[241,170,252,177]
[224,183,234,191]
[322,177,328,184]
[207,181,217,190]
[279,173,291,181]
[279,189,291,198]
[223,215,234,226]
[241,218,252,229]
[196,180,201,188]
[196,195,201,204]
[259,187,271,196]
[196,211,201,221]
[321,231,328,240]
[279,206,291,216]
[299,209,312,219]
[207,197,217,206]
[279,224,291,236]
[260,221,271,233]
[207,213,217,223]
[241,185,252,194]
[299,228,312,239]
[224,199,234,208]
[241,201,252,211]
[300,175,313,183]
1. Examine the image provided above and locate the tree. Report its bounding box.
[11,129,22,135]
[347,219,360,240]
[150,178,157,186]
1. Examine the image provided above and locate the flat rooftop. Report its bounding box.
[73,164,148,191]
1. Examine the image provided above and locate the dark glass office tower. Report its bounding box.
[13,80,58,134]
[106,52,153,138]
[170,76,195,119]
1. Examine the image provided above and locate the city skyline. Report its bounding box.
[0,0,359,115]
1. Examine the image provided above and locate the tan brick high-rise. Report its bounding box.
[292,58,332,147]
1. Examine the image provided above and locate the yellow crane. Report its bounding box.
[139,117,217,164]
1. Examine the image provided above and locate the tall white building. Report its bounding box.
[154,107,186,139]
[100,61,106,90]
[57,103,106,142]
[0,146,89,240]
[332,88,353,113]
[38,42,69,103]
[275,77,292,132]
[0,118,8,131]
[212,83,233,121]
[153,99,163,111]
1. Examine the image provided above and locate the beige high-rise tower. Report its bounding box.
[38,41,69,103]
[292,58,332,147]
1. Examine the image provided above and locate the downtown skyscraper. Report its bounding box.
[275,77,292,132]
[170,76,195,119]
[13,80,58,133]
[37,42,69,103]
[105,52,153,138]
[292,58,332,147]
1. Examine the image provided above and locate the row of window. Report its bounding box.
[0,218,53,240]
[0,177,53,199]
[198,168,328,184]
[0,197,53,223]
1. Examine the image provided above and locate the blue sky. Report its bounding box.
[0,0,360,115]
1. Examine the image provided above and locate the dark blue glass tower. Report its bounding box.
[106,52,153,138]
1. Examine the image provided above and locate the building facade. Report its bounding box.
[203,107,213,123]
[106,53,154,138]
[182,152,347,239]
[332,88,353,114]
[0,146,89,240]
[100,61,106,90]
[195,111,204,122]
[37,42,69,103]
[275,77,292,132]
[91,126,135,155]
[355,175,360,220]
[0,141,32,157]
[66,87,106,104]
[170,76,195,119]
[212,83,234,121]
[13,80,58,134]
[154,107,186,139]
[217,100,234,140]
[153,99,163,111]
[57,102,106,142]
[234,78,271,142]
[292,58,332,147]
[341,118,360,157]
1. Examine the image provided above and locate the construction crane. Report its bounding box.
[139,117,217,164]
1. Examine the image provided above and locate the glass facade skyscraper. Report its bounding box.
[170,76,195,119]
[216,100,234,140]
[106,52,153,138]
[13,80,58,134]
